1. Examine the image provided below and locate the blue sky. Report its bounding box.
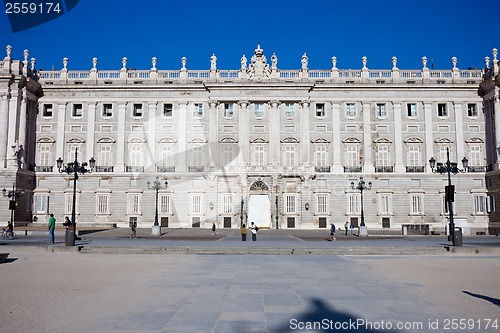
[1,0,499,71]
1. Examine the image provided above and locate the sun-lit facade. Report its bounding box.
[1,44,497,233]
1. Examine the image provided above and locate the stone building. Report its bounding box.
[0,44,495,233]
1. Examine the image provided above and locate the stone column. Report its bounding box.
[7,88,18,164]
[494,93,500,167]
[147,102,156,172]
[115,102,126,172]
[454,102,465,160]
[238,101,249,166]
[300,101,310,167]
[86,102,96,162]
[393,102,404,172]
[17,92,27,169]
[331,102,342,172]
[424,102,434,171]
[270,101,280,165]
[0,93,10,167]
[177,102,187,172]
[55,102,66,170]
[362,102,373,172]
[208,101,218,166]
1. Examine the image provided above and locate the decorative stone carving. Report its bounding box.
[301,53,308,70]
[181,57,187,70]
[331,56,337,70]
[247,44,270,79]
[452,56,458,69]
[362,56,367,70]
[151,57,157,70]
[210,54,217,70]
[240,55,247,70]
[392,56,398,70]
[5,45,12,59]
[422,56,428,70]
[63,57,68,70]
[92,57,98,70]
[122,57,127,70]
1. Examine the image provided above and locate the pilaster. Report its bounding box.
[393,102,404,172]
[177,101,187,172]
[0,93,10,167]
[270,101,280,165]
[208,101,218,166]
[238,101,249,166]
[55,102,66,170]
[147,102,156,172]
[331,102,342,172]
[454,102,465,160]
[424,102,434,171]
[362,102,373,172]
[86,102,96,162]
[300,100,310,167]
[115,102,126,172]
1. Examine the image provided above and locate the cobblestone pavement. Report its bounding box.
[1,252,499,333]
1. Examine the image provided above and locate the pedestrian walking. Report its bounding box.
[241,223,247,241]
[251,222,258,241]
[130,222,137,238]
[48,213,56,244]
[212,223,218,235]
[330,222,336,241]
[344,221,349,235]
[350,223,354,235]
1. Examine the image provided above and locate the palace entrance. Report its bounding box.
[248,194,271,228]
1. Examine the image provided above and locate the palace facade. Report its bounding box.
[1,44,499,233]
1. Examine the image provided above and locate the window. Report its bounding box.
[128,145,143,167]
[159,194,171,214]
[469,146,482,166]
[284,146,296,166]
[376,103,387,118]
[255,103,264,117]
[345,146,358,166]
[407,103,417,117]
[191,194,202,214]
[315,146,328,167]
[224,103,234,118]
[438,146,448,165]
[193,103,204,117]
[346,103,356,117]
[160,145,173,166]
[316,103,325,117]
[96,194,109,214]
[253,145,265,166]
[348,194,359,214]
[474,194,486,214]
[133,104,143,117]
[437,103,448,117]
[99,145,112,166]
[222,194,232,214]
[487,195,495,213]
[285,194,297,214]
[410,194,423,214]
[407,146,420,167]
[36,194,49,213]
[163,103,173,117]
[378,195,391,214]
[377,146,389,166]
[102,104,113,117]
[317,195,328,214]
[222,145,235,166]
[285,103,295,117]
[192,146,203,166]
[65,193,77,215]
[72,104,83,117]
[467,104,478,117]
[43,104,53,117]
[128,194,140,214]
[38,145,51,166]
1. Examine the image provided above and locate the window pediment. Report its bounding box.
[343,137,361,144]
[66,137,85,144]
[465,137,483,144]
[189,137,207,144]
[373,137,392,144]
[220,137,238,143]
[435,138,453,144]
[312,138,330,144]
[37,137,55,144]
[281,137,299,143]
[158,137,176,143]
[97,137,116,144]
[128,137,146,144]
[250,137,269,144]
[404,137,423,144]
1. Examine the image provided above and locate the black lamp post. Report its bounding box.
[429,147,468,246]
[351,176,372,227]
[275,187,279,229]
[2,183,25,227]
[147,176,168,234]
[240,197,244,227]
[57,148,95,246]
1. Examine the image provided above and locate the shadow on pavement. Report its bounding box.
[270,298,399,333]
[462,290,500,307]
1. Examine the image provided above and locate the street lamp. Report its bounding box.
[57,148,95,246]
[275,187,279,229]
[2,183,25,227]
[147,176,168,236]
[429,147,468,246]
[351,176,372,227]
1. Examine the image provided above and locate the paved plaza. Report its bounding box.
[1,229,500,333]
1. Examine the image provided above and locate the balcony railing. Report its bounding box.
[95,166,114,172]
[126,166,144,172]
[157,166,175,172]
[36,166,53,172]
[375,166,394,173]
[343,166,362,173]
[406,166,425,173]
[188,166,204,172]
[315,166,331,173]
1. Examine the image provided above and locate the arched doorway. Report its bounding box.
[248,181,271,228]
